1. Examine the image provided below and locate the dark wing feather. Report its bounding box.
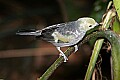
[40,22,76,41]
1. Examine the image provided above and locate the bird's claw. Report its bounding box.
[59,53,68,62]
[74,45,78,53]
[57,47,68,62]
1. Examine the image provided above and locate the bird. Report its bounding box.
[16,17,99,62]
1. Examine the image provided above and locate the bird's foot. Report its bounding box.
[74,45,78,53]
[59,52,68,62]
[57,47,68,62]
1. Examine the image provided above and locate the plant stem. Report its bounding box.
[88,31,120,80]
[84,7,116,80]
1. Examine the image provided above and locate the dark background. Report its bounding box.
[0,0,111,80]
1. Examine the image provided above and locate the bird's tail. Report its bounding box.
[16,29,42,36]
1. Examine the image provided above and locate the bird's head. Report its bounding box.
[77,17,99,31]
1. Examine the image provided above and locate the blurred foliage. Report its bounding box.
[90,0,111,22]
[63,0,94,21]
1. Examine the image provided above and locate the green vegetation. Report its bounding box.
[39,1,120,80]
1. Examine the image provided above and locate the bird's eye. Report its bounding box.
[89,25,92,27]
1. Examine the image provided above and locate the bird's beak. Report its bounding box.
[95,23,100,26]
[96,23,101,26]
[93,23,100,27]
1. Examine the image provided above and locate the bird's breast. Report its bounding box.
[52,30,80,43]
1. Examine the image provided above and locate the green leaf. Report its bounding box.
[85,30,120,80]
[113,0,120,21]
[113,17,120,34]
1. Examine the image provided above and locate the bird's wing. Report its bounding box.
[41,21,77,42]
